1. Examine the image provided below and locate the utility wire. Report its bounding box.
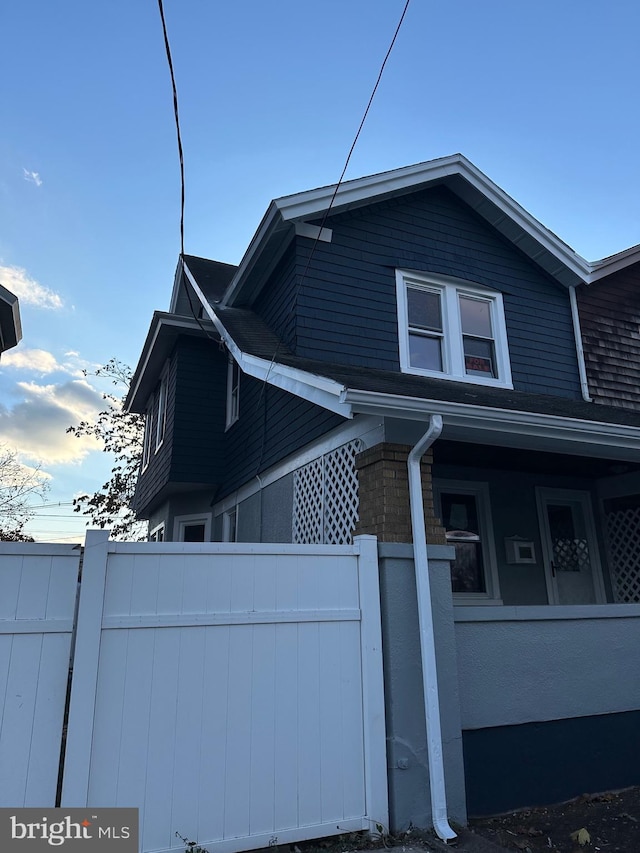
[262,0,412,384]
[296,0,412,295]
[253,0,412,477]
[157,0,185,260]
[156,0,218,342]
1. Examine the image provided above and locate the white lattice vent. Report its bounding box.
[293,439,363,544]
[605,507,640,603]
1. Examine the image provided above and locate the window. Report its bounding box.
[174,513,211,542]
[397,271,512,387]
[149,523,164,542]
[434,480,501,601]
[155,373,167,450]
[142,404,154,470]
[222,507,238,542]
[226,356,240,428]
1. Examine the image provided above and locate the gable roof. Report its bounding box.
[217,154,640,308]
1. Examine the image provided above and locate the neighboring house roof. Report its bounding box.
[0,284,22,355]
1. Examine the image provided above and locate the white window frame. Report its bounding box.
[396,270,513,388]
[173,513,212,543]
[155,372,168,451]
[141,404,154,471]
[434,479,502,604]
[149,522,165,542]
[226,356,240,429]
[222,506,238,542]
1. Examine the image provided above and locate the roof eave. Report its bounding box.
[220,155,593,308]
[0,284,22,353]
[126,313,218,413]
[342,388,640,461]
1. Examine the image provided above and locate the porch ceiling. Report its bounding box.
[432,441,640,479]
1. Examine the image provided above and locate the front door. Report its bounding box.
[536,488,605,605]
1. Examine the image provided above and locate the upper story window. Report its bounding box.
[142,404,154,470]
[396,271,512,388]
[141,367,168,471]
[155,373,167,450]
[226,356,240,429]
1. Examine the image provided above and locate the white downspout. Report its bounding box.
[407,414,456,843]
[569,284,592,402]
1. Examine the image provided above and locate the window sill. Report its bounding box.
[453,595,504,606]
[401,365,513,389]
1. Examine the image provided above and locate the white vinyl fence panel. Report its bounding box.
[63,532,387,853]
[0,544,80,806]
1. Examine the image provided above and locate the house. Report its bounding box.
[0,283,21,358]
[126,155,640,829]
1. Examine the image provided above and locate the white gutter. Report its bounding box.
[569,285,592,402]
[407,414,456,843]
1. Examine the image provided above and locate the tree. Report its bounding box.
[0,446,49,541]
[67,359,145,539]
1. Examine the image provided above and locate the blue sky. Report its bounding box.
[2,0,639,540]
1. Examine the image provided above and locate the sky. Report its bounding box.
[2,0,640,541]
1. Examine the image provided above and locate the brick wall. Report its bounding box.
[355,442,447,544]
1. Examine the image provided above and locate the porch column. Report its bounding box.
[355,442,447,544]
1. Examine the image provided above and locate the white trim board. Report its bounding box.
[182,262,352,418]
[213,417,384,516]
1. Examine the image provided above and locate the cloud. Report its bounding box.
[2,346,87,378]
[23,168,42,187]
[0,265,63,310]
[0,378,104,465]
[3,348,61,374]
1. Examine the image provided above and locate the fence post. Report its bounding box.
[60,529,110,807]
[354,534,389,834]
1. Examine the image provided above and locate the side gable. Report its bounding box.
[257,185,583,400]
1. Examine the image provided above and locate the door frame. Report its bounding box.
[535,487,607,605]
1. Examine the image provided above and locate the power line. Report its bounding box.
[156,0,185,260]
[256,0,412,405]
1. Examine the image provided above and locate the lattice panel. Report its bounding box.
[293,440,363,544]
[292,456,324,544]
[605,507,640,603]
[323,441,362,544]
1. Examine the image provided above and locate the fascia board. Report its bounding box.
[274,154,591,284]
[184,263,351,418]
[219,203,281,307]
[126,313,217,412]
[342,388,640,455]
[588,244,640,282]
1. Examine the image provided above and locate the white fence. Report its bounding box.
[0,544,80,807]
[0,532,387,853]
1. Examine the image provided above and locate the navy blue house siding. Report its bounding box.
[221,374,346,498]
[275,186,582,399]
[133,336,227,517]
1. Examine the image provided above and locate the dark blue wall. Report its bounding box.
[221,375,346,497]
[464,711,640,815]
[133,336,227,517]
[277,186,581,399]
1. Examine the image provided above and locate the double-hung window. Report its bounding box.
[397,271,512,387]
